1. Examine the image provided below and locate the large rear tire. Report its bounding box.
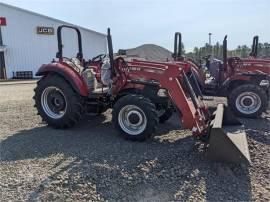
[112,94,158,141]
[33,74,85,128]
[228,84,267,118]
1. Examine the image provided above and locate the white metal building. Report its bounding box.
[0,3,107,79]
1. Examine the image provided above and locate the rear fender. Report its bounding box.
[36,63,88,96]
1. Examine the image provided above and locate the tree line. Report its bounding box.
[184,42,270,62]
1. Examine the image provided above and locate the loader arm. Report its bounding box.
[124,60,209,136]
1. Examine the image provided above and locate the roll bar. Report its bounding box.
[56,25,83,61]
[250,35,259,57]
[173,32,182,60]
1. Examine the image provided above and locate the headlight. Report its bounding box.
[259,80,269,87]
[157,89,168,97]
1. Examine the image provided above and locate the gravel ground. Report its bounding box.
[0,83,269,201]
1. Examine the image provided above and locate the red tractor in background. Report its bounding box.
[33,25,250,164]
[171,33,270,118]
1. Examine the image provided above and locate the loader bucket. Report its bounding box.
[207,104,251,164]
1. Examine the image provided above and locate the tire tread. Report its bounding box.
[33,74,85,128]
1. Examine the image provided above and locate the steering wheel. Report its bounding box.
[91,54,106,62]
[202,55,211,69]
[202,54,211,62]
[228,57,243,68]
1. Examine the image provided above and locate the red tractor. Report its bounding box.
[171,33,270,118]
[34,25,250,164]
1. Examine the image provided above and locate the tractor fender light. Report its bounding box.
[259,80,269,87]
[157,89,168,97]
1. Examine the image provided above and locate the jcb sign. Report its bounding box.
[37,26,54,35]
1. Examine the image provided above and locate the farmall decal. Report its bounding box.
[128,65,164,74]
[128,66,142,71]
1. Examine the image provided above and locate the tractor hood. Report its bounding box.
[242,58,270,64]
[240,58,270,75]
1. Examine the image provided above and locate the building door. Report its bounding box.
[0,52,5,79]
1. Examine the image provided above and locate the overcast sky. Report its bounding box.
[1,0,269,52]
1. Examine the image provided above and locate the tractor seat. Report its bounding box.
[64,58,85,73]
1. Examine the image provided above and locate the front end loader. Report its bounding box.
[33,25,251,164]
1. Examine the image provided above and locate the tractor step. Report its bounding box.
[88,87,110,98]
[92,87,109,94]
[202,96,214,101]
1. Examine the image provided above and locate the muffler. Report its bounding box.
[207,104,251,164]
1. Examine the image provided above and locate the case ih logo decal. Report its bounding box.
[37,26,54,35]
[128,65,164,74]
[128,66,142,71]
[0,17,6,26]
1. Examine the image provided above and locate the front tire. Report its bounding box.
[34,74,85,128]
[228,84,267,118]
[112,95,158,141]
